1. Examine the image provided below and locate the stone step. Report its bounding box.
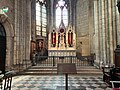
[29,66,97,69]
[18,66,103,75]
[19,71,102,75]
[25,68,102,72]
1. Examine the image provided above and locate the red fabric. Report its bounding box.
[68,32,70,44]
[68,32,73,45]
[71,32,73,44]
[53,33,56,44]
[51,33,53,44]
[112,88,120,90]
[51,32,56,46]
[115,73,120,76]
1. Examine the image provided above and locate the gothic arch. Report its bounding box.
[0,14,14,68]
[53,0,70,28]
[0,22,6,74]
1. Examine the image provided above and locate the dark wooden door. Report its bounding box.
[0,24,6,74]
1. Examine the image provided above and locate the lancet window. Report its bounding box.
[36,0,47,37]
[56,0,68,28]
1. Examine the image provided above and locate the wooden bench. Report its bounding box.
[3,71,16,90]
[102,66,120,88]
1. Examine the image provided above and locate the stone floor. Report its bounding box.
[10,75,112,90]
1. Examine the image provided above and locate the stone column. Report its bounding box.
[25,0,31,60]
[107,0,113,64]
[93,0,100,66]
[19,0,24,64]
[69,0,77,28]
[69,0,72,25]
[23,0,28,61]
[51,0,54,30]
[14,0,20,64]
[101,0,107,65]
[31,0,36,41]
[113,0,119,47]
[98,0,103,65]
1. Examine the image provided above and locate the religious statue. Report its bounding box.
[68,30,73,47]
[51,30,56,47]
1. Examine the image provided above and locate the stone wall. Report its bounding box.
[76,0,90,56]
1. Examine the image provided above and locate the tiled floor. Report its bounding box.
[11,75,112,90]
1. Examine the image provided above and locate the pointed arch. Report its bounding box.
[0,13,14,70]
[0,23,6,74]
[55,0,68,28]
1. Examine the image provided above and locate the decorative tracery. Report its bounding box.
[56,0,68,28]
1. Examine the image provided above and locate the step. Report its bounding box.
[18,66,103,75]
[18,71,102,75]
[28,66,101,69]
[25,68,102,72]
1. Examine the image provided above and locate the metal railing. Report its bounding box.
[10,55,94,73]
[34,56,94,67]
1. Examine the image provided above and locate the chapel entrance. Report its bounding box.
[0,23,6,74]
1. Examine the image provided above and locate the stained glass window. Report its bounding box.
[36,0,47,37]
[56,0,68,28]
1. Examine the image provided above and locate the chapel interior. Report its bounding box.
[0,0,120,90]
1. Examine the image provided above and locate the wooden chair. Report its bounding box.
[110,67,120,88]
[3,71,15,90]
[110,81,120,90]
[0,74,4,89]
[102,65,114,86]
[0,70,4,89]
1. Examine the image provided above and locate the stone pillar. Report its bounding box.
[23,0,28,61]
[25,0,31,60]
[51,0,54,30]
[98,0,103,66]
[93,0,100,66]
[108,0,114,64]
[14,0,20,64]
[113,0,119,47]
[104,0,108,65]
[89,0,94,54]
[101,0,107,65]
[31,0,36,41]
[70,0,77,32]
